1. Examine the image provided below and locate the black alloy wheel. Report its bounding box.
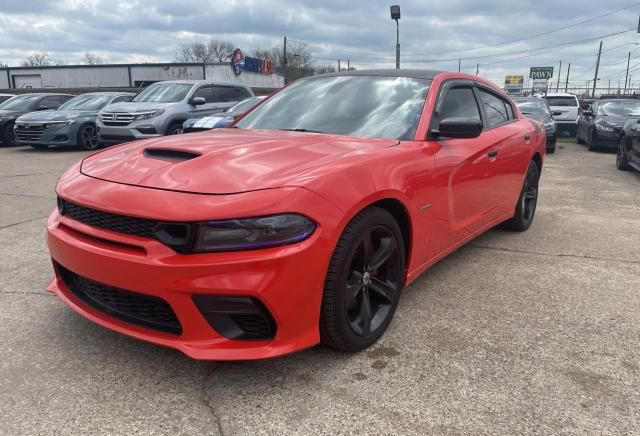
[617,136,631,171]
[320,207,405,352]
[501,160,540,232]
[78,124,99,150]
[167,122,183,135]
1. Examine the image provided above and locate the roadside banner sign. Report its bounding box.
[530,67,554,80]
[504,75,524,92]
[532,79,549,92]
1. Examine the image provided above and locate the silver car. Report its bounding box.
[96,80,254,146]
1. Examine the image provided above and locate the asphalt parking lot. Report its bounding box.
[0,141,639,435]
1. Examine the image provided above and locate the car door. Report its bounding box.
[476,87,532,214]
[630,118,640,163]
[189,85,221,118]
[428,80,501,254]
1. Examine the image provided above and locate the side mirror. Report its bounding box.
[582,109,594,117]
[433,117,483,139]
[190,97,206,106]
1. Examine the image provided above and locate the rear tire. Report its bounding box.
[501,160,540,232]
[320,207,405,352]
[1,122,15,146]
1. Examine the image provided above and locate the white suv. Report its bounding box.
[96,80,254,146]
[542,93,579,136]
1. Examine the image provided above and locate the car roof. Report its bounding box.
[598,99,640,103]
[10,93,74,97]
[151,80,251,88]
[76,91,135,96]
[544,93,577,97]
[309,69,443,80]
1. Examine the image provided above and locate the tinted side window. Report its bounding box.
[40,96,63,109]
[439,87,481,120]
[478,89,508,128]
[192,86,215,103]
[214,86,247,103]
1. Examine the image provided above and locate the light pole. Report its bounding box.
[390,5,401,69]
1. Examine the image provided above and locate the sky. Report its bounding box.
[1,0,640,89]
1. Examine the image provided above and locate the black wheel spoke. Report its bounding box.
[368,236,396,272]
[346,271,363,302]
[369,277,395,302]
[360,289,372,336]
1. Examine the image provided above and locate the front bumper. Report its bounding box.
[555,120,577,136]
[15,124,78,146]
[96,123,161,146]
[591,128,620,149]
[47,173,342,360]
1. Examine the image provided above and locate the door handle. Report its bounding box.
[524,134,531,141]
[488,150,498,158]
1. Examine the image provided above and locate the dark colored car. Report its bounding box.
[576,99,640,151]
[618,118,640,172]
[0,93,73,146]
[578,99,594,112]
[14,92,133,150]
[513,97,557,153]
[0,94,14,105]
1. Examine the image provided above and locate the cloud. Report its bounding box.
[0,0,638,87]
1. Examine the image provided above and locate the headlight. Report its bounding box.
[135,109,164,120]
[153,214,315,253]
[595,121,614,132]
[544,121,555,130]
[43,119,76,129]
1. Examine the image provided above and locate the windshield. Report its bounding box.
[131,83,192,103]
[235,76,430,140]
[59,95,112,111]
[0,95,40,111]
[229,97,262,115]
[514,100,550,116]
[544,96,577,107]
[597,101,640,116]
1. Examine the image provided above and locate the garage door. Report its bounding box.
[13,74,42,89]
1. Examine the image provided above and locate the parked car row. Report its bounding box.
[0,80,256,149]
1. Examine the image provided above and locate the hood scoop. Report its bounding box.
[143,148,201,162]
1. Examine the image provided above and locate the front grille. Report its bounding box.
[59,198,156,238]
[231,314,275,340]
[15,124,44,142]
[57,264,182,335]
[100,112,136,126]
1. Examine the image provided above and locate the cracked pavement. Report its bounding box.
[0,142,639,435]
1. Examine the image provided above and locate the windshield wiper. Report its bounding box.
[280,128,326,134]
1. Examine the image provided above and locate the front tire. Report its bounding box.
[587,127,597,151]
[320,207,405,352]
[1,122,15,146]
[546,135,556,154]
[501,160,540,232]
[77,124,100,150]
[617,135,631,171]
[166,121,183,135]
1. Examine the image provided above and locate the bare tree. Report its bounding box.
[253,42,314,83]
[21,52,50,67]
[83,52,105,65]
[176,39,235,63]
[314,64,336,75]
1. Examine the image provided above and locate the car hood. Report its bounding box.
[0,109,30,120]
[17,109,95,122]
[80,128,399,194]
[596,115,635,128]
[102,101,174,113]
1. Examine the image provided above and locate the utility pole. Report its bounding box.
[565,62,571,92]
[338,59,341,72]
[556,60,562,91]
[283,36,287,83]
[592,40,603,98]
[624,51,631,95]
[458,59,461,72]
[347,59,350,71]
[475,64,479,76]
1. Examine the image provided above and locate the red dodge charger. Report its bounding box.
[47,70,545,360]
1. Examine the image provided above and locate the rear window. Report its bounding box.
[544,96,578,107]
